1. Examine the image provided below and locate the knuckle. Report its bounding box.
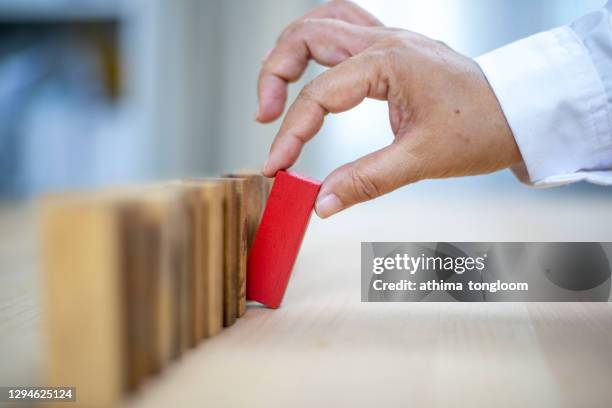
[281,18,316,42]
[380,32,410,49]
[300,17,318,28]
[362,48,385,63]
[359,49,386,75]
[373,31,429,77]
[261,56,274,74]
[375,33,409,59]
[279,20,301,42]
[299,81,318,102]
[349,168,380,201]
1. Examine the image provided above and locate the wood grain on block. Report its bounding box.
[223,172,271,317]
[120,204,150,388]
[187,190,206,342]
[215,178,247,326]
[170,181,224,340]
[41,194,128,407]
[233,180,248,320]
[177,192,195,350]
[135,190,183,373]
[122,199,175,385]
[246,170,321,309]
[199,183,224,337]
[162,196,188,359]
[177,187,203,344]
[194,181,224,340]
[223,172,271,250]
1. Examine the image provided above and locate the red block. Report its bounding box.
[247,170,321,308]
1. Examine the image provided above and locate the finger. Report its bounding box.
[256,0,382,123]
[315,142,422,218]
[262,52,386,176]
[257,74,289,124]
[257,19,378,123]
[303,0,383,27]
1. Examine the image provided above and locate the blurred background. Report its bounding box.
[0,0,609,200]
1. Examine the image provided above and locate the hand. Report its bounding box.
[257,0,522,218]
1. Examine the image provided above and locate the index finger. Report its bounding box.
[256,1,382,123]
[257,20,378,123]
[262,53,384,176]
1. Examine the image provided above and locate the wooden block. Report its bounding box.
[117,188,185,387]
[169,181,224,340]
[187,190,208,342]
[41,187,186,405]
[246,170,321,309]
[120,204,152,389]
[168,181,222,343]
[223,172,271,317]
[223,172,272,250]
[210,178,247,326]
[177,192,195,350]
[198,183,224,337]
[161,196,188,359]
[41,193,129,407]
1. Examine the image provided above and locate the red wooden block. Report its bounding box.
[247,170,321,308]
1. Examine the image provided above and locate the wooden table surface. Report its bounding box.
[1,190,612,407]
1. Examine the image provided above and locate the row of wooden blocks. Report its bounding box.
[40,172,271,407]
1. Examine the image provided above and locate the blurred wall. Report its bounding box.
[139,0,319,180]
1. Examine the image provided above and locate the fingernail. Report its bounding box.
[315,194,343,219]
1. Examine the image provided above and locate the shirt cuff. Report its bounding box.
[476,26,612,187]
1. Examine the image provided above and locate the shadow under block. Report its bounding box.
[41,195,128,407]
[247,170,321,309]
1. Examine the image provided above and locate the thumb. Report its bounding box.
[315,142,422,218]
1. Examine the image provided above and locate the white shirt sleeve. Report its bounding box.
[475,3,612,187]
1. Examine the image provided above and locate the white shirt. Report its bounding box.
[476,2,612,187]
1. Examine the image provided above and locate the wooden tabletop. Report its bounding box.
[1,190,612,407]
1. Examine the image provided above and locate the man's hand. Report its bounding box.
[258,0,522,218]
